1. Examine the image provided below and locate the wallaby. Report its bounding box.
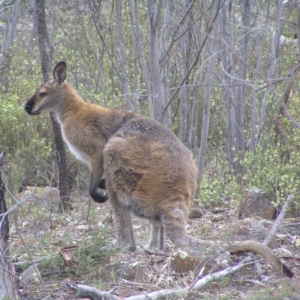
[25,61,198,251]
[25,62,293,278]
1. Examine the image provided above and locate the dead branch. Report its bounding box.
[263,193,294,246]
[67,283,120,300]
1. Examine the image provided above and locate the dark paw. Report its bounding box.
[98,178,106,189]
[90,190,108,203]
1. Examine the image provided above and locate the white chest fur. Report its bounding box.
[56,114,90,165]
[65,139,89,165]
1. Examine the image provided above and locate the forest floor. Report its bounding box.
[9,187,300,299]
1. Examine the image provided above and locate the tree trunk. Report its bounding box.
[35,0,71,210]
[232,0,251,177]
[255,1,281,149]
[0,0,21,91]
[128,0,153,116]
[148,0,166,123]
[115,0,132,110]
[0,152,18,300]
[219,2,235,172]
[198,12,219,175]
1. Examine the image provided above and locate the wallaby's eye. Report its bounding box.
[39,92,47,98]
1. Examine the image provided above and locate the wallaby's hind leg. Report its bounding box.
[107,185,136,251]
[103,136,138,251]
[161,201,193,248]
[146,220,165,250]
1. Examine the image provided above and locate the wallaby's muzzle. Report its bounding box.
[24,96,40,115]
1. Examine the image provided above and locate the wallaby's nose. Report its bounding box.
[24,102,31,113]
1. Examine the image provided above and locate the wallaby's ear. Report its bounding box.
[53,61,67,84]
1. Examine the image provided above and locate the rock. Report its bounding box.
[19,264,41,286]
[170,250,202,273]
[170,249,230,274]
[239,188,276,220]
[17,186,60,203]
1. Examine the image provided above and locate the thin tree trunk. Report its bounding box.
[198,21,219,175]
[255,0,281,149]
[249,33,262,152]
[190,51,205,156]
[148,0,166,123]
[0,0,21,90]
[179,4,188,142]
[161,1,171,127]
[36,0,71,211]
[115,0,132,110]
[0,152,18,300]
[219,1,234,171]
[27,5,38,54]
[233,0,251,176]
[129,0,152,116]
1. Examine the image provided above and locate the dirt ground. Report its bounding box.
[9,187,300,299]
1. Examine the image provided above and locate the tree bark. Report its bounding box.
[0,0,21,91]
[115,0,132,110]
[0,152,18,300]
[148,0,166,123]
[219,2,234,171]
[128,0,153,116]
[35,0,71,210]
[232,0,251,176]
[198,8,219,175]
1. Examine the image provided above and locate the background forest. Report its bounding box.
[1,0,300,208]
[1,0,300,209]
[1,0,300,298]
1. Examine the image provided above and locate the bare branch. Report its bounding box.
[67,282,120,300]
[263,194,294,246]
[205,7,300,129]
[160,0,197,65]
[163,1,221,113]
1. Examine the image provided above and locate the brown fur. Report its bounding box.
[25,61,198,250]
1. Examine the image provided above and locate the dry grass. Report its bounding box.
[8,187,299,299]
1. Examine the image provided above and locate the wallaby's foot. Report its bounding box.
[101,240,136,252]
[116,237,136,252]
[121,244,136,252]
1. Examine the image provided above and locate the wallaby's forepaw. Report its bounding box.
[98,178,106,189]
[91,191,108,203]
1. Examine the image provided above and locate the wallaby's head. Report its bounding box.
[25,61,67,115]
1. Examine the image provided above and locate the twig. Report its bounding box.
[17,232,45,291]
[240,279,266,287]
[120,279,152,291]
[41,270,70,278]
[67,283,120,300]
[14,255,57,266]
[263,194,294,246]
